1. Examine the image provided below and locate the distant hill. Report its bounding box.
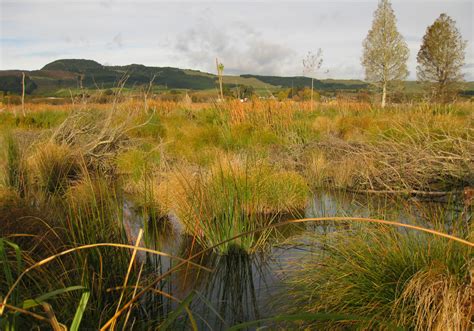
[1,59,217,94]
[42,59,103,72]
[1,59,473,97]
[240,74,368,90]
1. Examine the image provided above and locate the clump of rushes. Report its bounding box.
[115,146,170,229]
[29,142,82,195]
[284,222,472,330]
[63,175,135,328]
[2,133,29,197]
[65,176,124,244]
[170,156,309,254]
[0,187,63,256]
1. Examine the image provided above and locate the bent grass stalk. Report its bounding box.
[107,284,181,303]
[0,242,212,316]
[0,303,51,323]
[111,228,143,330]
[122,263,144,330]
[99,216,473,330]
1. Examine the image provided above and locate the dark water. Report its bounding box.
[123,191,465,330]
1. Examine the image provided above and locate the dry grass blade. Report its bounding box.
[0,303,50,323]
[41,302,67,331]
[107,284,181,304]
[110,228,143,330]
[122,263,144,331]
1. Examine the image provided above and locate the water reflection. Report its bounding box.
[185,251,276,329]
[123,199,296,328]
[307,190,465,226]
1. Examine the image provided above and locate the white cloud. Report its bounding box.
[172,14,296,75]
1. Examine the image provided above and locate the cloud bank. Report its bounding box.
[1,1,472,80]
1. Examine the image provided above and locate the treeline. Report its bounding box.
[0,74,37,95]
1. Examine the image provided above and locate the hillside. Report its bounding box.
[0,59,217,94]
[240,74,368,90]
[42,59,103,72]
[1,59,473,97]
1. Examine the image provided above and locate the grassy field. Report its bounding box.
[0,98,472,329]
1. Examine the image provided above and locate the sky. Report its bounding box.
[1,0,473,80]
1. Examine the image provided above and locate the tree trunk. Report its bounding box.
[21,72,26,117]
[311,78,314,111]
[219,77,224,101]
[216,58,224,101]
[381,81,387,108]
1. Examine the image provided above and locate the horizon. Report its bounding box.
[6,57,474,82]
[1,0,473,80]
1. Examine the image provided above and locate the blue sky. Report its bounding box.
[1,0,472,80]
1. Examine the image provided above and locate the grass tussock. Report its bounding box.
[396,266,471,330]
[65,176,119,225]
[284,222,472,330]
[0,186,66,260]
[163,156,309,253]
[29,143,82,195]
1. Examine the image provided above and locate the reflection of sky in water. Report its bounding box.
[122,191,465,329]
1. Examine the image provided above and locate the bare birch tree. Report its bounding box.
[303,49,323,111]
[216,58,224,101]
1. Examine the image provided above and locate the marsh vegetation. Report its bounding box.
[0,96,472,329]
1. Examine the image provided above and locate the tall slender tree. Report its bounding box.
[362,0,409,108]
[21,72,26,117]
[417,14,467,103]
[303,49,323,111]
[216,58,224,101]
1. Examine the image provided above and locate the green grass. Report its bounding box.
[283,219,472,330]
[0,109,69,129]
